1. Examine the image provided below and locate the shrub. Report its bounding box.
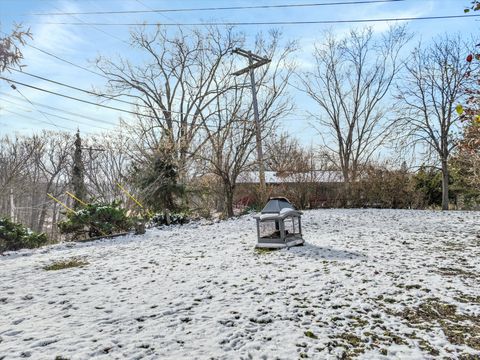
[241,204,262,215]
[58,201,134,240]
[0,217,49,252]
[130,150,185,212]
[348,164,424,209]
[150,211,189,226]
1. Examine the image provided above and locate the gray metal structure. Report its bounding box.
[232,48,271,195]
[254,197,304,249]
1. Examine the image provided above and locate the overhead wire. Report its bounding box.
[29,42,107,78]
[1,27,218,110]
[0,97,116,132]
[49,4,130,45]
[35,14,480,26]
[134,0,177,23]
[5,80,76,131]
[0,108,124,137]
[7,67,206,118]
[1,108,77,132]
[32,0,405,15]
[0,77,239,131]
[0,92,122,126]
[1,76,166,120]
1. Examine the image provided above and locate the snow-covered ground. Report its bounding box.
[1,209,479,359]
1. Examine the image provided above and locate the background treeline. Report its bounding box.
[0,128,478,244]
[0,24,479,245]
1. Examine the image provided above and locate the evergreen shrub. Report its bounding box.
[0,217,48,252]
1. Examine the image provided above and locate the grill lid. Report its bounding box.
[261,197,295,214]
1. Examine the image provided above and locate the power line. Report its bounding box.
[135,0,177,23]
[24,42,107,79]
[0,108,123,136]
[8,67,144,108]
[0,97,116,132]
[0,92,121,126]
[0,33,212,115]
[34,14,480,26]
[0,77,231,130]
[6,81,75,131]
[32,0,404,16]
[50,4,129,45]
[1,108,76,132]
[7,67,199,118]
[1,76,159,119]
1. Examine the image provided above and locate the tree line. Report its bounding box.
[0,24,479,239]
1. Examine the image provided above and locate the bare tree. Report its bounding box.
[300,26,410,183]
[265,133,320,208]
[0,24,31,72]
[0,135,35,194]
[84,132,131,203]
[265,133,312,176]
[35,132,71,232]
[0,132,71,238]
[196,31,296,217]
[396,34,475,210]
[95,26,243,179]
[197,81,256,217]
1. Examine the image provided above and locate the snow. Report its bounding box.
[1,209,479,359]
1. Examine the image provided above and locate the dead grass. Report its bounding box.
[254,248,278,255]
[43,257,89,271]
[397,298,480,351]
[437,267,478,278]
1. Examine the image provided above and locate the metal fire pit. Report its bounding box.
[254,197,304,249]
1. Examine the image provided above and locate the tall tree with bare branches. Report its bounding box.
[300,26,410,183]
[95,26,243,180]
[196,31,296,217]
[396,34,475,210]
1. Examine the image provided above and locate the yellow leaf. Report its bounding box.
[456,104,464,115]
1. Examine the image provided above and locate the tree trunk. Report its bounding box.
[224,185,235,218]
[37,203,48,234]
[441,160,449,211]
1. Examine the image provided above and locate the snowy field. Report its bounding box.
[1,209,479,359]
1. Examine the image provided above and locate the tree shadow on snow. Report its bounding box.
[287,242,365,261]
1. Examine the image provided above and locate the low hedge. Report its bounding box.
[0,217,49,252]
[58,201,134,240]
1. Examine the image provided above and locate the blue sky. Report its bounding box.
[0,0,476,148]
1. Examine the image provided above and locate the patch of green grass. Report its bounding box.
[397,298,480,351]
[417,338,440,356]
[43,257,89,271]
[383,298,397,304]
[437,267,478,278]
[254,248,278,255]
[455,294,480,304]
[348,316,368,327]
[405,284,422,290]
[339,333,362,346]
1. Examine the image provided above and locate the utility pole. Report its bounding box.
[232,48,271,196]
[10,188,14,221]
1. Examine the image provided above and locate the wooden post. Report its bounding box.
[232,48,271,199]
[10,188,14,221]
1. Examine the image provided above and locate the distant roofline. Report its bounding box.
[237,170,344,184]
